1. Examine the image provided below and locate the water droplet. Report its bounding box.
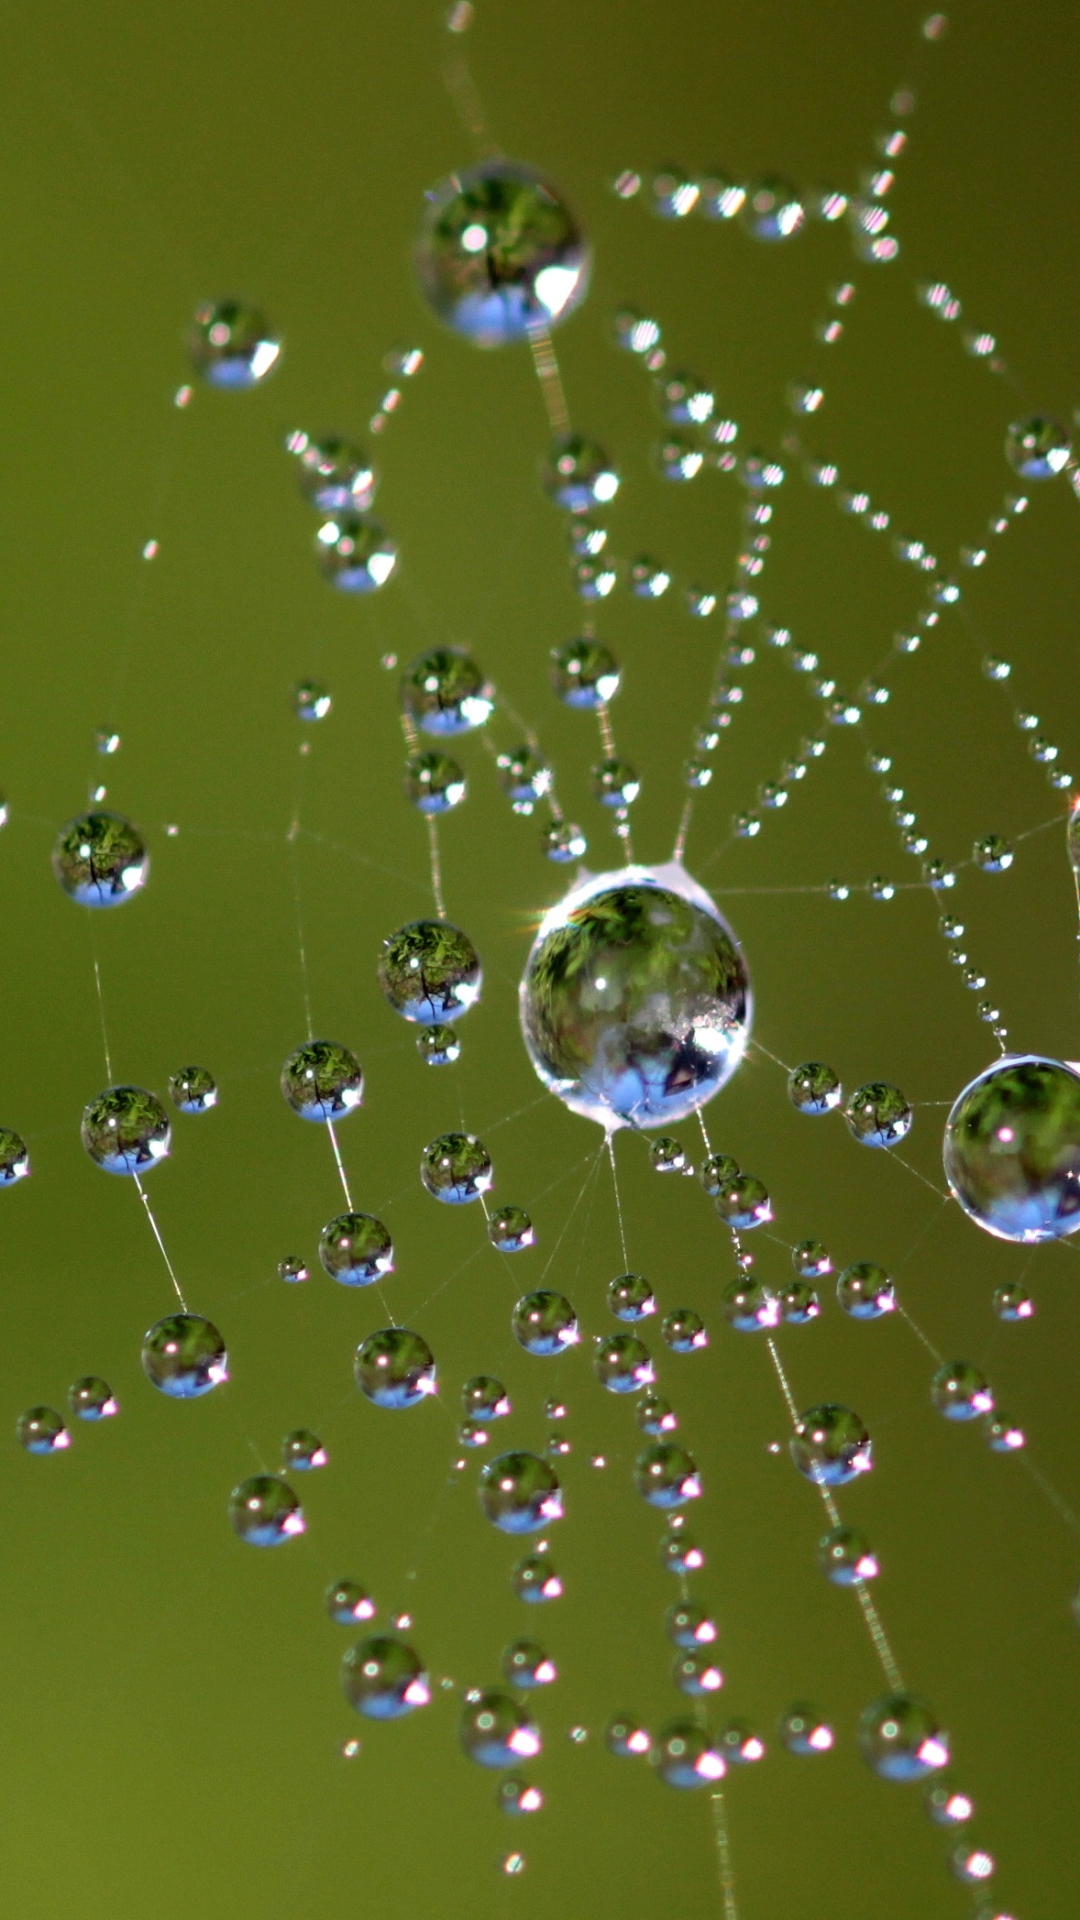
[282,1428,327,1471]
[660,1528,704,1573]
[405,750,466,813]
[593,1332,654,1392]
[488,1205,535,1252]
[788,1062,842,1115]
[94,727,121,756]
[280,1040,363,1123]
[722,1278,779,1331]
[790,1405,872,1485]
[417,1025,460,1065]
[512,1290,578,1356]
[512,1552,563,1600]
[0,1129,30,1185]
[521,866,751,1130]
[326,1579,376,1625]
[992,1281,1034,1322]
[550,638,621,709]
[318,1212,394,1288]
[607,1272,656,1321]
[818,1523,878,1585]
[637,1393,677,1437]
[673,1648,723,1695]
[415,161,590,346]
[649,1136,686,1174]
[606,1713,651,1756]
[420,1132,492,1204]
[503,1639,557,1688]
[291,435,376,514]
[401,647,493,736]
[741,175,804,240]
[792,1240,831,1279]
[500,1852,526,1876]
[699,172,746,219]
[859,1693,949,1780]
[650,1720,725,1787]
[278,1256,310,1284]
[168,1065,217,1113]
[930,1361,993,1421]
[665,1602,717,1648]
[81,1086,170,1175]
[541,433,619,511]
[497,1777,543,1815]
[592,759,640,808]
[17,1407,70,1455]
[778,1280,820,1325]
[845,1082,911,1147]
[661,1308,706,1353]
[340,1738,361,1759]
[354,1328,436,1409]
[497,746,553,814]
[649,167,700,218]
[342,1635,430,1718]
[462,1376,512,1421]
[1005,416,1071,480]
[317,514,397,592]
[837,1261,896,1319]
[142,1314,227,1398]
[52,811,148,907]
[780,1703,834,1755]
[188,300,281,388]
[719,1719,766,1764]
[699,1153,739,1195]
[542,818,587,862]
[379,920,481,1026]
[944,1055,1080,1241]
[715,1174,771,1230]
[633,1441,700,1508]
[984,1410,1024,1452]
[459,1419,489,1448]
[293,679,332,722]
[656,430,704,482]
[480,1452,563,1533]
[925,1777,975,1826]
[68,1377,118,1421]
[229,1474,304,1545]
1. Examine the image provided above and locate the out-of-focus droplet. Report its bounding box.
[229,1474,304,1545]
[188,300,281,388]
[415,161,590,347]
[790,1405,872,1486]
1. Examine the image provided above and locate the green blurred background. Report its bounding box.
[0,1,1077,1913]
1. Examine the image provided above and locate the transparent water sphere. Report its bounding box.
[502,1638,557,1688]
[405,751,465,814]
[778,1280,819,1325]
[663,1307,708,1351]
[480,1451,563,1533]
[497,746,553,814]
[1004,415,1072,480]
[354,1328,436,1408]
[401,647,493,735]
[780,1704,835,1756]
[513,1290,579,1356]
[722,1277,779,1331]
[943,1055,1080,1242]
[931,1360,994,1420]
[700,1152,739,1194]
[606,1714,651,1758]
[462,1375,511,1421]
[520,863,751,1131]
[68,1376,118,1421]
[845,1081,912,1147]
[316,515,397,592]
[818,1524,878,1586]
[608,1271,656,1321]
[81,1086,170,1175]
[790,1405,872,1486]
[634,1442,701,1508]
[188,300,281,388]
[666,1601,717,1648]
[793,1239,831,1278]
[325,1579,375,1625]
[142,1314,228,1398]
[541,434,620,512]
[497,1777,544,1815]
[282,1428,327,1470]
[993,1280,1034,1322]
[278,1256,309,1284]
[229,1474,305,1545]
[168,1066,217,1114]
[512,1552,563,1601]
[17,1407,70,1455]
[342,1635,430,1719]
[319,1211,394,1286]
[52,811,148,907]
[488,1205,534,1252]
[859,1693,949,1781]
[293,679,332,722]
[379,920,481,1025]
[550,638,622,709]
[420,1131,492,1202]
[660,1528,704,1574]
[292,434,376,514]
[837,1261,896,1318]
[415,159,591,348]
[714,1173,771,1229]
[461,1690,542,1767]
[673,1648,723,1696]
[417,1024,460,1066]
[651,1720,725,1788]
[788,1061,842,1114]
[0,1128,30,1184]
[742,175,805,240]
[280,1040,363,1123]
[594,1332,653,1392]
[638,1392,676,1435]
